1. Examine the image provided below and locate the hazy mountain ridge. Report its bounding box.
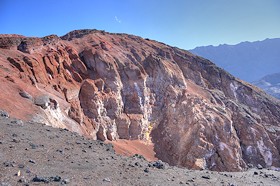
[252,72,280,99]
[189,38,280,82]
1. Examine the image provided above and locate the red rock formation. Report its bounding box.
[0,29,280,171]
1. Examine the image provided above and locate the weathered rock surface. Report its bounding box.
[0,29,280,172]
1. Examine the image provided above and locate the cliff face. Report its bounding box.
[0,30,280,172]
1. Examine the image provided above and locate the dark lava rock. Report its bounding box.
[132,154,146,160]
[28,159,35,164]
[151,160,166,169]
[3,161,15,167]
[32,176,50,183]
[32,176,61,183]
[202,175,210,179]
[0,110,9,118]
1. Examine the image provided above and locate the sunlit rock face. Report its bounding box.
[0,30,280,171]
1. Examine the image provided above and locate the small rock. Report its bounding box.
[152,160,166,169]
[29,143,38,149]
[202,175,210,179]
[254,171,258,175]
[34,95,50,109]
[29,159,35,164]
[257,164,263,169]
[128,163,135,167]
[11,120,24,126]
[144,168,149,173]
[3,161,15,167]
[62,178,70,184]
[247,163,254,168]
[57,149,64,154]
[32,176,49,183]
[106,144,114,152]
[103,178,111,182]
[19,91,33,100]
[76,141,81,144]
[18,164,25,168]
[18,177,27,183]
[0,110,9,118]
[12,138,20,143]
[132,154,146,160]
[52,176,61,182]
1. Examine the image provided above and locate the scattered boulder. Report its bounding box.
[34,95,50,109]
[32,176,62,183]
[19,90,33,100]
[201,175,210,179]
[132,154,146,160]
[149,160,168,169]
[0,110,9,118]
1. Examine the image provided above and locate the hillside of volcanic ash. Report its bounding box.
[0,30,280,172]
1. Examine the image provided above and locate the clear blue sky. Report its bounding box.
[0,0,279,49]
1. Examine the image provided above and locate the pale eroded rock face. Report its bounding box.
[0,29,280,171]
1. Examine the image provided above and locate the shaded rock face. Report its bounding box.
[0,29,280,172]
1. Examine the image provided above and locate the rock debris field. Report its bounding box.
[0,113,279,186]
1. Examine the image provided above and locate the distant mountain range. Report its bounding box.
[189,38,280,82]
[252,72,280,99]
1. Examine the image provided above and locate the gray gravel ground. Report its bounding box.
[0,116,279,186]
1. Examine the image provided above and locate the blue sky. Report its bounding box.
[0,0,279,49]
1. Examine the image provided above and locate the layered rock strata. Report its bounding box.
[0,30,279,171]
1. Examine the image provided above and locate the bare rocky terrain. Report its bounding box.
[0,29,280,183]
[0,113,280,186]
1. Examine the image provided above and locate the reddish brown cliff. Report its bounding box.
[0,29,280,171]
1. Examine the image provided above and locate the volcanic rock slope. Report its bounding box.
[0,30,280,172]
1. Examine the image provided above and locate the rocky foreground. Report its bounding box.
[0,114,279,186]
[0,29,280,172]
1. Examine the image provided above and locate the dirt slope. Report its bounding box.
[0,115,279,186]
